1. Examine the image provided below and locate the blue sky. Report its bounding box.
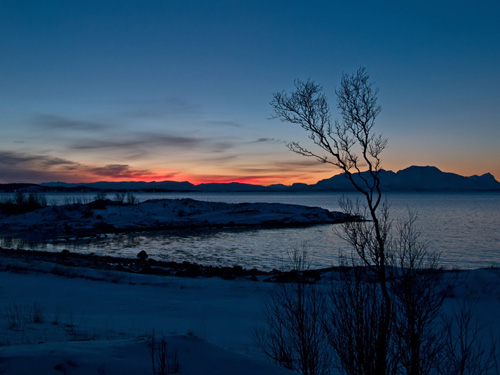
[1,0,499,184]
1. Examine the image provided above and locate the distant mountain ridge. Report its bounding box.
[313,166,500,192]
[2,166,499,193]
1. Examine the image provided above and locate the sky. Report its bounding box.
[0,0,499,185]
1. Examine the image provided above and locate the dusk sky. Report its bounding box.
[1,0,499,185]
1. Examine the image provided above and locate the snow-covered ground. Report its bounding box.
[0,255,295,374]
[1,253,499,374]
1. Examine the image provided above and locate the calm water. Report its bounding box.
[1,192,499,270]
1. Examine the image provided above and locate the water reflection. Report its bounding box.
[0,225,348,271]
[1,192,499,270]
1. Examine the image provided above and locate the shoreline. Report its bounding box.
[0,246,479,284]
[0,247,270,280]
[0,247,328,282]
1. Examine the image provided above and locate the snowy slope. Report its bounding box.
[1,254,499,375]
[0,257,296,374]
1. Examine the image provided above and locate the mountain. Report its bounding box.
[313,166,500,192]
[392,166,500,191]
[3,166,498,193]
[41,180,198,191]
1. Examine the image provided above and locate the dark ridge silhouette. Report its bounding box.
[314,166,500,192]
[2,166,499,193]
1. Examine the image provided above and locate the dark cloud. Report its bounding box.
[0,151,82,183]
[85,165,186,181]
[0,151,39,165]
[0,167,66,184]
[215,159,332,177]
[0,149,328,185]
[31,112,236,157]
[272,162,334,175]
[252,138,281,143]
[34,114,110,131]
[68,132,233,154]
[78,163,179,182]
[275,159,330,169]
[235,166,316,175]
[88,164,154,178]
[0,150,167,183]
[194,155,240,163]
[69,133,201,150]
[0,151,77,168]
[234,167,275,174]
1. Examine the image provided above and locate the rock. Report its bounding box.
[137,250,148,260]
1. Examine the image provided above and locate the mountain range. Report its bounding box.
[2,166,499,193]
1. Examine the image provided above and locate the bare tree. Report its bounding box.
[256,250,332,375]
[271,67,391,375]
[269,68,496,375]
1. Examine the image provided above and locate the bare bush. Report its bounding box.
[114,193,126,203]
[6,303,24,330]
[331,197,394,375]
[94,192,108,201]
[31,301,45,324]
[126,192,138,205]
[148,330,180,375]
[0,192,47,214]
[440,303,499,375]
[5,302,45,330]
[256,250,332,375]
[324,266,386,375]
[389,213,449,375]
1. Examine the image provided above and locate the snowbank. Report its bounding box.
[1,253,499,375]
[0,255,295,374]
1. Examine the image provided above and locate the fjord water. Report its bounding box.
[1,192,499,270]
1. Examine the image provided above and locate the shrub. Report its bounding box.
[256,250,332,375]
[0,192,47,215]
[148,330,180,375]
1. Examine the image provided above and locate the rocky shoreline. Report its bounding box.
[0,198,354,281]
[0,247,327,282]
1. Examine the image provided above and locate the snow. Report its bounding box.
[0,198,350,240]
[1,253,500,374]
[0,336,298,375]
[0,256,296,374]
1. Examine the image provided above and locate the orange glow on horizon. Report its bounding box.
[47,163,500,187]
[98,175,322,186]
[81,169,336,186]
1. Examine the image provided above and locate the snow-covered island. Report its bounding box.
[0,198,353,240]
